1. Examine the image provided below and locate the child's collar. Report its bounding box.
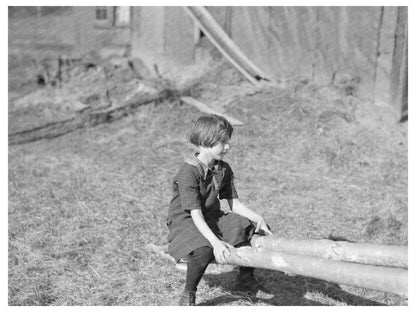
[184,153,220,179]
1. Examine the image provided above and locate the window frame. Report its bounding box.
[94,6,131,29]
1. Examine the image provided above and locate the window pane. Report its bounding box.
[96,7,108,20]
[116,6,130,24]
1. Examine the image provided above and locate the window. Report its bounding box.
[94,6,130,27]
[95,6,108,20]
[114,6,130,26]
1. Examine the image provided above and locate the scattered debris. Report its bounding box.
[9,90,173,145]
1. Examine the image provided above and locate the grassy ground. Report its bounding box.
[8,61,408,305]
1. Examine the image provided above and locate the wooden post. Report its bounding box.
[251,235,407,268]
[389,6,408,121]
[224,246,408,298]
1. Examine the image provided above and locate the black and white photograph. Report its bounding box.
[6,3,409,307]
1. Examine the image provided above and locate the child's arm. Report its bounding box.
[190,209,234,263]
[227,199,273,235]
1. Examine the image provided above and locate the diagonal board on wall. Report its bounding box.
[184,6,272,88]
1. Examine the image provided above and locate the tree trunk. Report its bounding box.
[250,235,407,268]
[224,246,407,297]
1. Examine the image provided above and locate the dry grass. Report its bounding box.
[8,60,407,306]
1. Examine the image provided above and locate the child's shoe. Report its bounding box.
[178,290,196,306]
[236,270,274,300]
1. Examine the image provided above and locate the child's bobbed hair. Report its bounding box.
[190,114,233,147]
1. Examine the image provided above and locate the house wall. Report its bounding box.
[131,6,194,73]
[131,7,165,70]
[8,6,131,57]
[164,7,195,65]
[8,7,77,53]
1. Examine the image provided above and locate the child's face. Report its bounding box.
[208,139,230,161]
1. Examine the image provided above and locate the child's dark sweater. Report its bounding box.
[167,153,253,261]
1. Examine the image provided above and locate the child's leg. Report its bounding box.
[184,246,214,292]
[235,241,255,277]
[239,265,255,276]
[215,214,274,299]
[215,213,255,246]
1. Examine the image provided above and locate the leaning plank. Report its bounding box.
[186,6,270,81]
[180,96,243,126]
[225,246,408,298]
[250,235,408,269]
[184,6,263,87]
[8,90,172,145]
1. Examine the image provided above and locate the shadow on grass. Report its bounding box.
[200,269,383,306]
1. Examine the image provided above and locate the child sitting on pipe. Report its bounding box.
[166,114,273,305]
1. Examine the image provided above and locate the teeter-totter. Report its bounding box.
[147,235,408,298]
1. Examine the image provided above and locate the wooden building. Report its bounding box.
[8,6,407,117]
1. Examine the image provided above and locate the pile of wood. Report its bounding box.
[148,235,407,297]
[223,235,407,297]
